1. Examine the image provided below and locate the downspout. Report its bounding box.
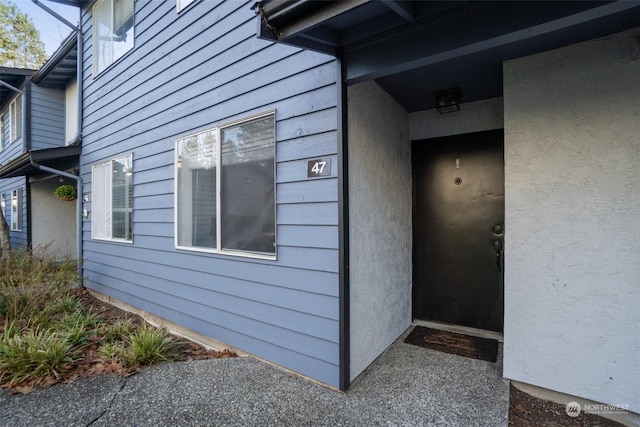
[31,0,83,284]
[30,160,83,285]
[336,52,350,391]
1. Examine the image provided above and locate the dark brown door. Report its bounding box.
[412,129,504,332]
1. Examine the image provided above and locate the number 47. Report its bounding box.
[312,161,327,174]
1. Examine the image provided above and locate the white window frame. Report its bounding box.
[11,189,22,231]
[92,154,133,243]
[9,95,21,142]
[176,0,196,13]
[92,0,135,76]
[174,111,276,260]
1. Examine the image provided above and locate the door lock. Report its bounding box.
[494,240,503,273]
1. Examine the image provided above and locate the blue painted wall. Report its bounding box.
[0,92,24,165]
[79,0,341,387]
[30,85,65,150]
[0,92,28,250]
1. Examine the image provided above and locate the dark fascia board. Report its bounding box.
[31,32,77,85]
[47,0,91,6]
[0,145,81,179]
[0,67,36,76]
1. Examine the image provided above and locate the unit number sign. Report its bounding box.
[307,158,331,178]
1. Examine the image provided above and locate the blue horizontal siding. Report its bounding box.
[0,177,27,249]
[30,86,65,151]
[79,0,340,387]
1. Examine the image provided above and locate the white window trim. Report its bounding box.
[9,96,21,143]
[11,189,22,231]
[174,111,277,260]
[92,0,135,77]
[91,153,134,243]
[176,0,197,13]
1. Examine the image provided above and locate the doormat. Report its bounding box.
[404,326,498,362]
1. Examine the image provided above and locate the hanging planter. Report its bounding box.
[54,184,77,201]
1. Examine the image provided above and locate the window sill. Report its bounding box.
[91,237,134,244]
[175,245,277,261]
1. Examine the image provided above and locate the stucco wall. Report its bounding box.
[348,81,412,380]
[503,28,640,413]
[31,178,76,259]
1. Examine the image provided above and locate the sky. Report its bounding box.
[13,0,80,58]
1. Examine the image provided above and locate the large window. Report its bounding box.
[176,112,276,257]
[9,95,21,142]
[93,0,134,75]
[92,154,133,241]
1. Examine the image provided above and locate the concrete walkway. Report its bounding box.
[0,332,509,426]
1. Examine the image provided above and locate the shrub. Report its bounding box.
[97,318,135,344]
[125,325,181,366]
[0,328,78,385]
[98,342,126,361]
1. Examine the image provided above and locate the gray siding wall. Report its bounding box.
[80,0,340,387]
[30,85,65,150]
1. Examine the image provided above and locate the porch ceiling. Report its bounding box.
[31,32,78,89]
[257,0,640,112]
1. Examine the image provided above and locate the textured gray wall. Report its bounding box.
[348,81,412,380]
[31,178,76,258]
[503,27,640,412]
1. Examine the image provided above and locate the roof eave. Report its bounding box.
[31,32,77,85]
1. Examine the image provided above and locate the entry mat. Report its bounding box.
[404,326,498,363]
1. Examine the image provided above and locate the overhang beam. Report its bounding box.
[381,0,414,22]
[274,0,370,40]
[344,1,640,84]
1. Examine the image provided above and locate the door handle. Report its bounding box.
[494,240,502,273]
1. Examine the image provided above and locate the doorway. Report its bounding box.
[412,129,504,333]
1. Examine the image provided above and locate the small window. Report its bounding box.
[93,0,134,76]
[175,112,276,257]
[9,95,22,142]
[11,189,22,231]
[92,154,133,242]
[177,0,196,12]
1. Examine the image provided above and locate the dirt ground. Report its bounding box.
[509,384,625,427]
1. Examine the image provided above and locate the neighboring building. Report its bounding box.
[50,0,639,422]
[0,33,80,259]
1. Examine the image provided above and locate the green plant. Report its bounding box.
[48,295,84,317]
[53,308,101,347]
[0,250,77,325]
[125,325,180,366]
[0,328,78,385]
[97,342,126,361]
[53,184,77,201]
[97,318,135,344]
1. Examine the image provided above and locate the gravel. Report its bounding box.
[0,333,509,426]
